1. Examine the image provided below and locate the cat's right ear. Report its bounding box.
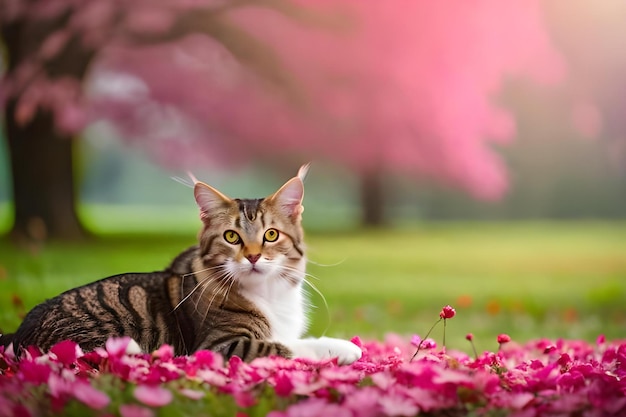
[194,182,231,222]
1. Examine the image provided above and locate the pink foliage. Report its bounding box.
[97,1,564,199]
[1,1,565,199]
[1,334,626,416]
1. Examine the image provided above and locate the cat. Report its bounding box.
[0,165,362,365]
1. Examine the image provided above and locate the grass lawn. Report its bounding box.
[1,221,625,355]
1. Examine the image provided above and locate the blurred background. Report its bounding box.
[0,1,625,353]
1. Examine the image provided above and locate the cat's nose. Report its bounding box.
[246,254,261,264]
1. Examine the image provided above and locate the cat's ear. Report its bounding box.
[194,182,231,222]
[269,165,308,221]
[297,163,310,182]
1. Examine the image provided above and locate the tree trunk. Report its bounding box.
[5,101,87,242]
[2,10,95,243]
[359,169,386,227]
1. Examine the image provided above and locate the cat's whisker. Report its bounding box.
[175,275,215,311]
[278,263,320,283]
[200,272,237,326]
[221,274,237,308]
[307,258,347,268]
[276,264,331,337]
[174,266,229,312]
[202,273,238,326]
[181,265,223,279]
[301,276,331,336]
[195,277,223,319]
[177,264,226,307]
[303,272,320,282]
[202,270,234,315]
[171,175,195,188]
[193,276,224,312]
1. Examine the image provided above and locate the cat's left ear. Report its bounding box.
[297,163,310,182]
[269,164,308,222]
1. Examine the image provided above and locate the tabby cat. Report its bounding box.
[0,165,362,365]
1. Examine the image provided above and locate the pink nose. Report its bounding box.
[246,254,261,264]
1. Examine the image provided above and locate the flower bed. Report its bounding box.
[1,331,625,417]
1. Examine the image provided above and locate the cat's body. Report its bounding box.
[1,166,361,364]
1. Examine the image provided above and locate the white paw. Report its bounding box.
[284,337,362,365]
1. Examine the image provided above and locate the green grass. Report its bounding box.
[1,221,625,354]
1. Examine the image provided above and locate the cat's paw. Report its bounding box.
[320,337,362,365]
[285,337,362,365]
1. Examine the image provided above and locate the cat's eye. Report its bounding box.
[224,230,241,245]
[264,228,279,242]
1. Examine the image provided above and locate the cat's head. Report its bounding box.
[192,165,309,288]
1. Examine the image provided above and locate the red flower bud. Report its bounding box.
[497,334,511,344]
[466,333,474,341]
[439,305,456,319]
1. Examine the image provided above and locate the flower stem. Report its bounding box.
[442,318,447,352]
[410,317,442,362]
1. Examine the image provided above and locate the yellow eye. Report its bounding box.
[264,228,279,242]
[224,230,241,245]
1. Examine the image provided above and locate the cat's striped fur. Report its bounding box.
[1,166,362,364]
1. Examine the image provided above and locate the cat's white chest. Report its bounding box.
[263,293,307,341]
[240,280,307,342]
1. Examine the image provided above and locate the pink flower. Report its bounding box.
[439,305,456,319]
[273,371,295,397]
[6,330,626,415]
[379,393,419,417]
[18,361,51,384]
[73,382,110,410]
[49,340,82,365]
[543,345,557,354]
[179,388,205,400]
[342,387,380,417]
[134,385,173,407]
[233,391,257,408]
[433,367,475,385]
[507,392,535,410]
[120,404,154,417]
[421,338,437,350]
[104,337,141,357]
[192,349,221,368]
[281,398,352,417]
[410,336,437,351]
[152,344,174,361]
[557,353,572,368]
[350,336,364,349]
[466,333,474,341]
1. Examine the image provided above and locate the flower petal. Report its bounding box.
[120,404,155,417]
[74,382,110,410]
[134,385,173,407]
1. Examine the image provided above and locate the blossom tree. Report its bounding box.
[0,0,564,240]
[1,0,310,241]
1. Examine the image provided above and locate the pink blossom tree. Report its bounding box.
[1,0,564,240]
